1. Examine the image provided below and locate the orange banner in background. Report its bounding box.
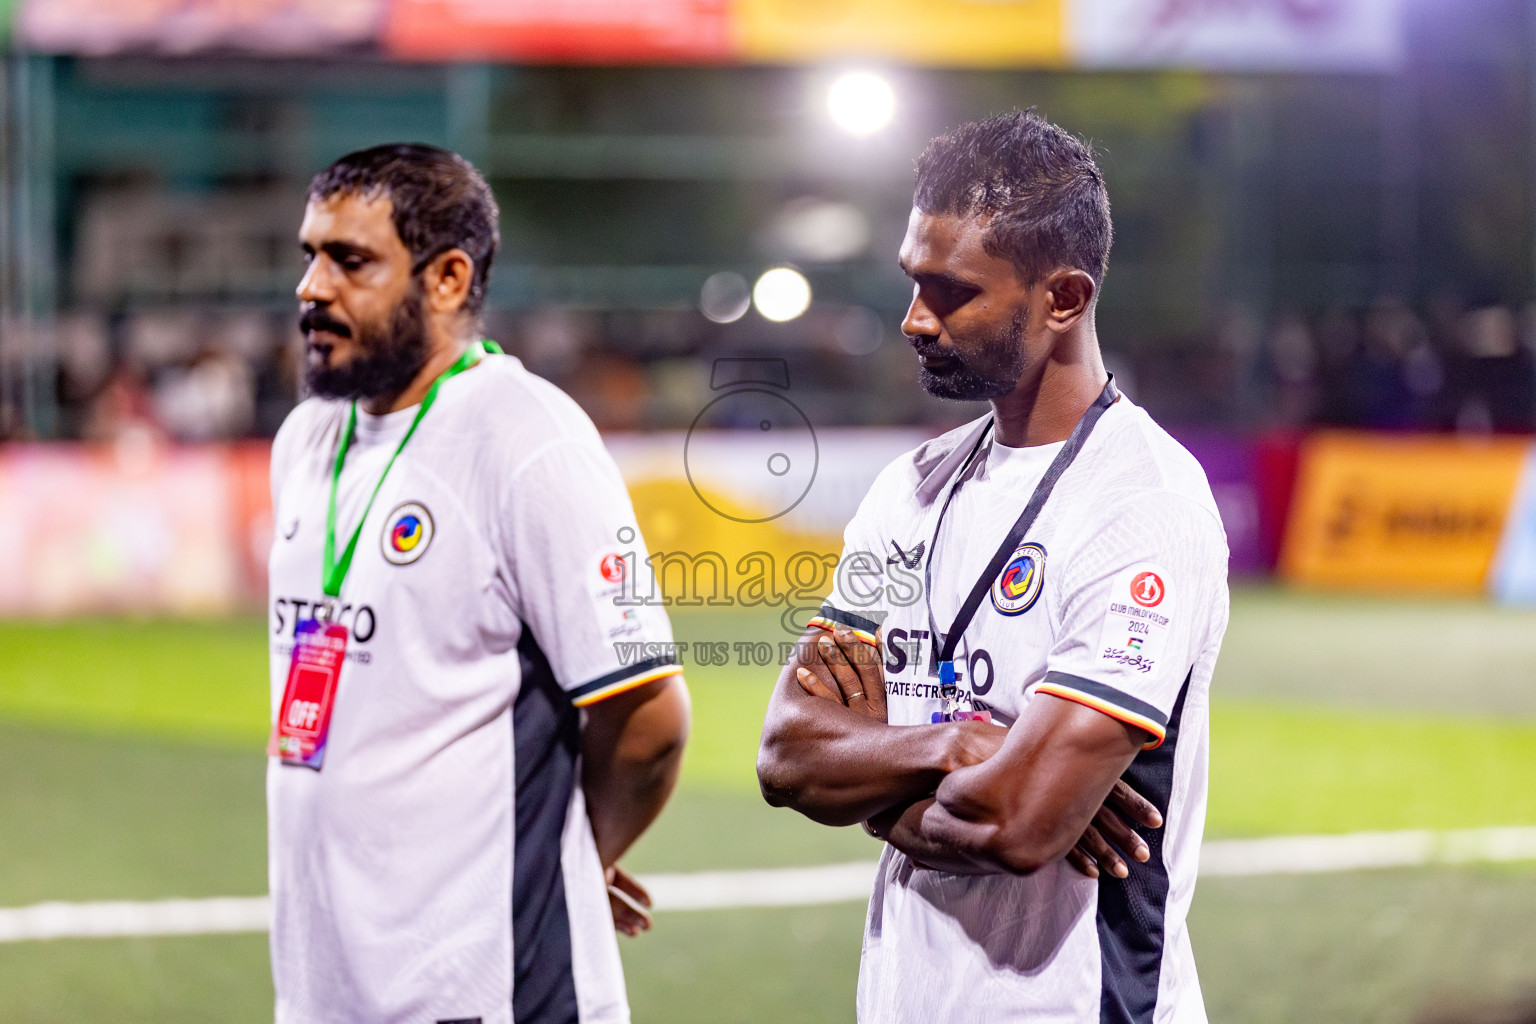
[1279,433,1532,594]
[735,0,1065,67]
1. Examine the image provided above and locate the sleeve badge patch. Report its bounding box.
[1096,562,1173,673]
[589,544,646,640]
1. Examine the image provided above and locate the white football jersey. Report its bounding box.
[266,351,679,1024]
[817,396,1229,1024]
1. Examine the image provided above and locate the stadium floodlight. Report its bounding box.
[827,71,895,137]
[699,271,752,323]
[753,268,812,322]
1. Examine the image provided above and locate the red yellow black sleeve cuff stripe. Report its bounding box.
[569,656,684,708]
[806,604,880,647]
[1027,671,1169,749]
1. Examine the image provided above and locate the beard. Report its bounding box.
[301,287,429,403]
[915,309,1027,401]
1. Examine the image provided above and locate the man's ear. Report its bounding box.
[421,249,475,314]
[1043,269,1097,333]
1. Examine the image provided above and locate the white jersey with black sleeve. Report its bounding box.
[815,395,1229,1024]
[266,350,679,1024]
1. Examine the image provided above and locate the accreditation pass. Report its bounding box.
[271,619,348,770]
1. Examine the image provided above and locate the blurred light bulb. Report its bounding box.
[753,268,812,322]
[699,271,751,323]
[773,198,871,263]
[827,71,895,137]
[834,305,885,355]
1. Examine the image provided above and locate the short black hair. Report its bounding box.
[913,110,1112,285]
[309,143,500,316]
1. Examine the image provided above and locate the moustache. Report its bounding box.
[908,337,956,361]
[299,307,352,339]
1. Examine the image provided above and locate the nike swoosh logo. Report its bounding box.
[282,519,300,541]
[887,540,925,569]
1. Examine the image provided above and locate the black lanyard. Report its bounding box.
[923,376,1121,691]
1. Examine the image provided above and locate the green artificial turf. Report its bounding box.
[7,705,1536,905]
[5,590,1536,1024]
[0,724,266,906]
[0,617,270,746]
[1191,866,1536,1024]
[7,594,1536,844]
[7,868,1536,1024]
[1215,587,1536,719]
[1209,701,1536,838]
[0,934,275,1024]
[623,903,866,1024]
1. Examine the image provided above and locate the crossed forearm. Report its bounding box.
[760,628,1160,880]
[868,797,1001,874]
[757,670,973,827]
[867,769,1041,875]
[874,703,1151,877]
[764,719,1038,876]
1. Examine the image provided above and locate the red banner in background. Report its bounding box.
[228,442,276,603]
[0,442,270,616]
[1254,433,1304,572]
[383,0,733,63]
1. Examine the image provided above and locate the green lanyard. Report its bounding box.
[320,339,500,599]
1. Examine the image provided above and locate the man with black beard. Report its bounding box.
[268,144,690,1024]
[759,111,1230,1022]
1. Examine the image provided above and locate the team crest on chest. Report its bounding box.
[990,542,1046,616]
[382,502,434,565]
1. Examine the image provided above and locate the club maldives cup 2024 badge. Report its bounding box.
[991,542,1046,615]
[1095,563,1172,674]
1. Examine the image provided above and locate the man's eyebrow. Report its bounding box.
[299,239,379,259]
[906,267,980,292]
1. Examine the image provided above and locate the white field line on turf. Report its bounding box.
[1198,825,1536,877]
[0,897,271,943]
[5,826,1536,943]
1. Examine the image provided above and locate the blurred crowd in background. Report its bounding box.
[5,0,1536,444]
[30,289,1536,444]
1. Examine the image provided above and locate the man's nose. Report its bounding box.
[902,290,940,340]
[296,258,336,305]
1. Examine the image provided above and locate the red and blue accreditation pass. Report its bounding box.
[270,619,347,770]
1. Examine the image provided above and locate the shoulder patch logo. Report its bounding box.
[991,542,1046,616]
[1130,570,1165,607]
[599,552,627,583]
[382,502,434,566]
